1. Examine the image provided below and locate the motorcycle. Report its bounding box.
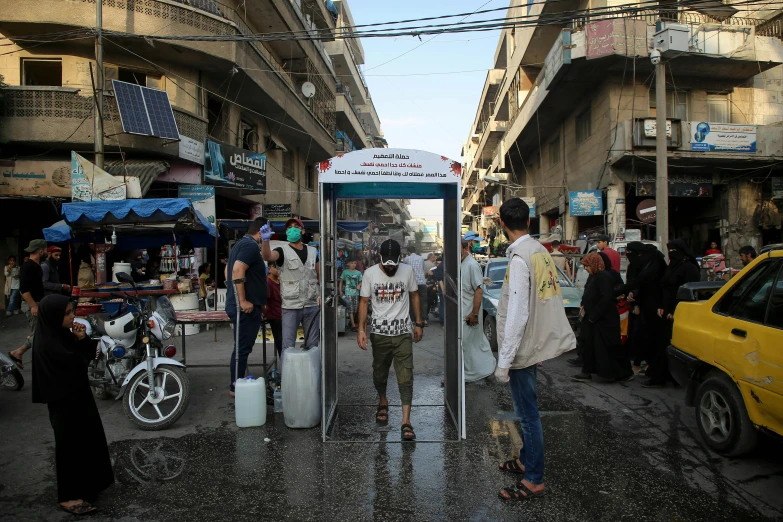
[0,352,24,391]
[82,272,190,430]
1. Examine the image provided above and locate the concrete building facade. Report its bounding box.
[462,0,783,265]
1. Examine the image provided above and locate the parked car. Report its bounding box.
[667,244,783,456]
[482,257,582,351]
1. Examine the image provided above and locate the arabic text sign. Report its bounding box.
[569,191,603,217]
[264,204,292,218]
[178,184,216,223]
[179,135,205,165]
[520,197,537,218]
[0,160,71,197]
[643,119,672,138]
[636,174,713,197]
[204,138,266,192]
[690,122,756,153]
[318,149,462,184]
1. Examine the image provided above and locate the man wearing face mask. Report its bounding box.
[357,239,423,441]
[260,218,320,353]
[461,232,496,382]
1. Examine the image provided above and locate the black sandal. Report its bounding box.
[499,459,525,475]
[60,501,97,515]
[401,423,416,441]
[498,481,547,501]
[7,352,23,369]
[375,405,389,424]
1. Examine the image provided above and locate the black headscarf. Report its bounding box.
[32,295,93,403]
[598,251,624,294]
[667,239,699,267]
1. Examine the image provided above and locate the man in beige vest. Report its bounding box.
[494,198,576,501]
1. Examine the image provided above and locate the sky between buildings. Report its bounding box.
[349,0,504,223]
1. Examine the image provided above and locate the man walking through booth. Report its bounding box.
[357,239,424,441]
[260,218,320,353]
[226,218,267,397]
[461,231,496,381]
[494,198,576,501]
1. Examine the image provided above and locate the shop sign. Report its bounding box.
[204,138,266,192]
[264,204,292,219]
[569,190,603,216]
[636,174,713,197]
[178,136,205,165]
[178,184,216,224]
[690,122,756,153]
[0,160,71,198]
[71,152,127,201]
[643,119,672,138]
[521,197,537,218]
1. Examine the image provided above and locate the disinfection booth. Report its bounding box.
[318,149,464,442]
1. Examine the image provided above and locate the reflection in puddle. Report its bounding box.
[113,439,185,487]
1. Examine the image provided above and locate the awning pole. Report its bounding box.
[214,219,219,343]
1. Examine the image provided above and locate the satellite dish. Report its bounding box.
[301,81,316,99]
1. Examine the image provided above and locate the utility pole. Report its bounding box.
[655,58,668,251]
[94,0,105,169]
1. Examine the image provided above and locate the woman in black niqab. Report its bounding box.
[32,295,114,515]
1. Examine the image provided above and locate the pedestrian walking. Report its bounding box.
[340,259,362,332]
[8,239,48,369]
[571,253,633,383]
[226,218,267,396]
[461,233,496,382]
[402,245,429,327]
[4,255,21,316]
[356,239,424,441]
[261,218,320,352]
[42,246,70,296]
[32,295,114,515]
[593,234,621,273]
[643,239,700,388]
[265,263,283,359]
[424,252,437,275]
[494,198,575,501]
[550,240,572,279]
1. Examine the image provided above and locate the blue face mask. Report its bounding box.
[286,227,303,243]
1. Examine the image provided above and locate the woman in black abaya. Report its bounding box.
[32,295,114,515]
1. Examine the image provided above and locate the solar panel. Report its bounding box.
[142,87,180,140]
[112,80,180,140]
[113,80,152,136]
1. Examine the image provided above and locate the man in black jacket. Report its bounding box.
[42,246,71,296]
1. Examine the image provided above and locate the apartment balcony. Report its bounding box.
[359,97,381,138]
[502,19,783,170]
[0,86,207,158]
[301,0,337,41]
[0,0,337,158]
[335,86,369,148]
[325,39,368,106]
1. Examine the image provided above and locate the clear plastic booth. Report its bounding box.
[318,149,465,442]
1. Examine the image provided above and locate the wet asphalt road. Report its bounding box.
[1,314,782,522]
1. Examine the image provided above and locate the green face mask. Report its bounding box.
[470,243,481,253]
[286,227,303,243]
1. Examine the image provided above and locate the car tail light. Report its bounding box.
[164,345,177,358]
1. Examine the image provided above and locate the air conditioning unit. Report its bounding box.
[653,23,689,53]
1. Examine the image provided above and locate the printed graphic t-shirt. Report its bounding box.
[360,264,417,337]
[340,269,362,296]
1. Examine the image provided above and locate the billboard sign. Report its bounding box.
[204,138,266,192]
[0,160,71,198]
[178,184,216,223]
[690,122,756,153]
[568,190,603,216]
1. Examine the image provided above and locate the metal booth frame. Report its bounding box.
[318,148,465,442]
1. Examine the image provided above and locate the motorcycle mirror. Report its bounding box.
[116,272,135,286]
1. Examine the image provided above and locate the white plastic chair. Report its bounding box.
[205,289,228,330]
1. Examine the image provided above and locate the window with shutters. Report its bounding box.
[576,107,592,145]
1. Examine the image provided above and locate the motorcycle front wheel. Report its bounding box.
[123,366,190,430]
[2,369,24,391]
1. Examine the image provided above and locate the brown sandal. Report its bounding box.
[60,501,97,515]
[375,405,388,424]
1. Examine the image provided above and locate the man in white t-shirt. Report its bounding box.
[357,239,423,441]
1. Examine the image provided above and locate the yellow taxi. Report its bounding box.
[667,245,783,456]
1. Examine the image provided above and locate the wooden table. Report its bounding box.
[174,311,268,372]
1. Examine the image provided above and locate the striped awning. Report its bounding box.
[103,160,169,196]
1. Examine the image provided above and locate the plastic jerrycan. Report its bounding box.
[281,345,321,428]
[235,376,267,427]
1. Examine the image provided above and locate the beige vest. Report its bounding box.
[496,236,576,369]
[279,243,319,309]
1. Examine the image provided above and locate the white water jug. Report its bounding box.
[235,376,267,428]
[281,346,321,429]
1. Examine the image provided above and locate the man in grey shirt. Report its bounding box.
[402,245,429,327]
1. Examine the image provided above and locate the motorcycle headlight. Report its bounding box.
[162,320,176,340]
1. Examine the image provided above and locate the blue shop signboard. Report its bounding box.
[204,138,266,192]
[569,190,603,216]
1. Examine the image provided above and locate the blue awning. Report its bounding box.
[43,220,73,243]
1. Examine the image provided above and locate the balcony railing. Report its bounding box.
[569,9,765,31]
[336,82,363,123]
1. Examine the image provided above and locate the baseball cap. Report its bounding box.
[285,218,305,229]
[593,234,610,242]
[24,239,47,253]
[462,231,485,242]
[379,239,401,266]
[47,246,62,254]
